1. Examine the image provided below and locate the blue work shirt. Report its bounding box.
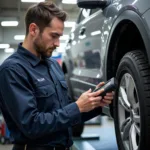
[0,43,102,147]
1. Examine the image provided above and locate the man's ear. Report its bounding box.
[29,23,39,36]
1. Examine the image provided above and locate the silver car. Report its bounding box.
[62,0,150,150]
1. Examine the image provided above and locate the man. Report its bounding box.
[0,1,114,150]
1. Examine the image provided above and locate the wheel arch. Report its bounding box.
[106,10,150,117]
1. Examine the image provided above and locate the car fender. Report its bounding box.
[103,9,150,117]
[106,9,150,71]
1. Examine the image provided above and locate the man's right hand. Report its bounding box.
[75,88,104,113]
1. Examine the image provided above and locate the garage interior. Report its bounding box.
[0,0,118,150]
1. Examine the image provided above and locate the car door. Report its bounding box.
[70,8,108,99]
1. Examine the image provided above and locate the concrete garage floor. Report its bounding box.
[0,117,118,150]
[73,116,118,150]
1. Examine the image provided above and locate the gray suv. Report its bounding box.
[62,0,150,150]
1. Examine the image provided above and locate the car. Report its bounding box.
[61,0,150,149]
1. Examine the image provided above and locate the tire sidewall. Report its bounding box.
[114,53,146,150]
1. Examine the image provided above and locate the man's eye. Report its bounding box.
[52,34,58,38]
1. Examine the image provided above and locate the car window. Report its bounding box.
[77,9,90,23]
[90,8,100,15]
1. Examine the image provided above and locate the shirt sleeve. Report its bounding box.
[0,66,81,139]
[81,107,102,122]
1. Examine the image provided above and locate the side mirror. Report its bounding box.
[77,0,111,9]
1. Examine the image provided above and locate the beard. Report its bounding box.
[34,36,56,58]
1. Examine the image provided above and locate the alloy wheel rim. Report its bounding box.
[118,73,140,150]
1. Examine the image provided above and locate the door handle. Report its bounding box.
[79,27,86,35]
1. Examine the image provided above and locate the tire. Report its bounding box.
[113,50,150,150]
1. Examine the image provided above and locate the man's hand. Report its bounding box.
[76,82,114,113]
[99,92,114,107]
[96,82,114,106]
[76,88,104,113]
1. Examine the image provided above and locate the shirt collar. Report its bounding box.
[17,43,41,67]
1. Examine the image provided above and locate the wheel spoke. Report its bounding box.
[133,114,140,123]
[121,118,132,141]
[132,102,139,111]
[129,124,138,150]
[119,87,131,111]
[118,73,140,150]
[125,75,137,108]
[134,124,140,136]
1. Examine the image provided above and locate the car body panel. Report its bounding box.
[62,0,150,115]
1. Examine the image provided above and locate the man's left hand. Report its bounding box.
[96,82,114,107]
[99,92,114,107]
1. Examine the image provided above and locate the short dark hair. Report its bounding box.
[25,1,67,35]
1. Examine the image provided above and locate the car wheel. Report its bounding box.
[114,50,150,150]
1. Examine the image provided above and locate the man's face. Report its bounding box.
[33,17,64,58]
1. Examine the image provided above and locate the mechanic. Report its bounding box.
[0,1,114,150]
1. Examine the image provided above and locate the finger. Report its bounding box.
[102,99,112,104]
[90,96,102,102]
[103,95,114,100]
[96,82,105,88]
[89,96,102,103]
[99,99,112,106]
[92,101,101,107]
[89,89,104,97]
[99,102,107,107]
[106,92,114,96]
[99,82,105,86]
[85,88,92,94]
[93,96,102,101]
[92,101,103,108]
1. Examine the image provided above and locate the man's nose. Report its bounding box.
[54,39,60,47]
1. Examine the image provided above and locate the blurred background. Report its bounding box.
[0,1,118,149]
[0,0,80,64]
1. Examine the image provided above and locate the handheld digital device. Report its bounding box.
[93,77,118,97]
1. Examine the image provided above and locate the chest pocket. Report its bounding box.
[34,84,57,111]
[35,85,55,97]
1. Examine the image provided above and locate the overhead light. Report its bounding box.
[64,21,75,28]
[14,35,25,40]
[1,21,19,27]
[62,0,77,4]
[21,0,45,2]
[0,44,10,49]
[4,48,15,53]
[60,35,69,40]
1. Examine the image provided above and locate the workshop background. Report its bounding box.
[0,0,118,150]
